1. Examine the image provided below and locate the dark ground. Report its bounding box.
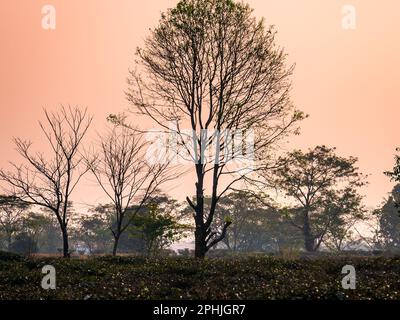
[0,251,399,300]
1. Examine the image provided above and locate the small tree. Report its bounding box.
[37,210,63,254]
[86,127,174,256]
[0,106,92,257]
[377,152,400,251]
[322,197,366,252]
[372,185,400,251]
[272,146,366,252]
[214,191,302,252]
[129,197,187,257]
[73,211,113,254]
[22,213,48,255]
[352,209,387,252]
[385,148,400,210]
[0,196,29,251]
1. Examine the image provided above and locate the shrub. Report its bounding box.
[0,250,23,262]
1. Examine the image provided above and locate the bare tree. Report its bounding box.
[86,127,174,256]
[125,0,303,258]
[0,106,92,257]
[353,210,387,252]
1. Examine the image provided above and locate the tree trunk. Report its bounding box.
[303,211,316,252]
[194,227,207,259]
[304,234,315,252]
[194,162,207,259]
[61,227,70,258]
[6,233,12,252]
[112,233,120,256]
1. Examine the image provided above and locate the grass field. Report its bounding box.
[0,252,399,300]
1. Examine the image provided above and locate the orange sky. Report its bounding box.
[1,0,399,209]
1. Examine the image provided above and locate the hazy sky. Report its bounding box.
[0,0,399,209]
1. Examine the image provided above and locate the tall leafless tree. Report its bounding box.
[0,106,92,257]
[86,127,174,256]
[126,0,303,258]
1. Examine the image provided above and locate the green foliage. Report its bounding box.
[213,191,302,252]
[0,250,23,262]
[73,209,113,254]
[273,145,366,252]
[128,200,188,257]
[223,215,233,225]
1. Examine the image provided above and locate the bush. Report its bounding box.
[177,248,194,257]
[0,250,23,262]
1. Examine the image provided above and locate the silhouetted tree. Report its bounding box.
[322,199,366,252]
[22,213,48,254]
[0,196,29,251]
[129,196,188,257]
[86,127,174,255]
[72,211,113,254]
[273,146,366,252]
[37,210,63,253]
[386,148,400,181]
[126,0,303,258]
[374,185,400,251]
[214,191,302,252]
[0,106,92,257]
[385,148,400,211]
